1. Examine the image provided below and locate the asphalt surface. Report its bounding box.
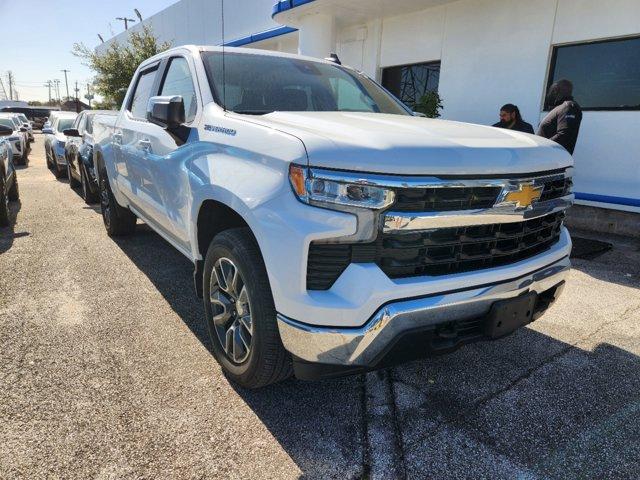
[1,135,639,479]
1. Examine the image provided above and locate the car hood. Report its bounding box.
[239,111,572,175]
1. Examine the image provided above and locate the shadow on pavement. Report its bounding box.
[0,199,26,254]
[112,223,640,478]
[112,223,366,478]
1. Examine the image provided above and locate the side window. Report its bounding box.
[129,66,159,119]
[76,114,86,133]
[85,116,93,135]
[160,57,197,122]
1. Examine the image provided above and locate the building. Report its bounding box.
[99,0,640,220]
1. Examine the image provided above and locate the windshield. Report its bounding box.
[0,118,15,129]
[201,52,410,116]
[58,118,75,131]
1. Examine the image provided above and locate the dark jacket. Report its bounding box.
[492,119,535,134]
[537,97,583,154]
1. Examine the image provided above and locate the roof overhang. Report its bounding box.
[273,0,456,28]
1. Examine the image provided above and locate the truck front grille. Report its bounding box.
[392,186,501,212]
[390,174,572,213]
[306,211,564,290]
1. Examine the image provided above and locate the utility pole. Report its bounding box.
[61,69,70,102]
[85,83,93,108]
[6,71,14,100]
[54,79,61,104]
[0,78,7,100]
[45,80,53,103]
[115,16,136,30]
[74,81,80,112]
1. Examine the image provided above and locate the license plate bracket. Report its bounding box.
[485,292,537,339]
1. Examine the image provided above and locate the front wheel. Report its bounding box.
[67,159,80,188]
[203,228,292,389]
[7,172,19,201]
[98,167,136,236]
[80,164,98,204]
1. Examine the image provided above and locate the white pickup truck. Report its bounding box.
[93,46,573,388]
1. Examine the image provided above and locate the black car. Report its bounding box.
[63,110,117,203]
[0,124,20,226]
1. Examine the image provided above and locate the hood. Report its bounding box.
[238,112,572,175]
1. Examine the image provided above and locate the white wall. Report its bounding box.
[98,0,279,53]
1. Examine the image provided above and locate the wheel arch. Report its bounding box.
[193,199,263,298]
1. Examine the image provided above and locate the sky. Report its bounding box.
[0,0,179,103]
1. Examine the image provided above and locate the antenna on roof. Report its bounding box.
[221,0,227,112]
[325,53,341,65]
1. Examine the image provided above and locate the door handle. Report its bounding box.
[137,139,152,151]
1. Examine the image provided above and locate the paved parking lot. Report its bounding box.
[1,135,639,479]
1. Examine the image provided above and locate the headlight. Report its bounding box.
[289,165,395,210]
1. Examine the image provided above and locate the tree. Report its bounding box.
[72,25,171,108]
[414,91,443,118]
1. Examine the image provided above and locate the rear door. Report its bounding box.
[116,63,163,220]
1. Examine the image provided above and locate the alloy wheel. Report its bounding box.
[209,257,253,364]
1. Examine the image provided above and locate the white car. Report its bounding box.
[16,113,34,142]
[0,114,28,165]
[43,111,77,178]
[93,46,573,388]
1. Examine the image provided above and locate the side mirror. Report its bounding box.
[63,128,81,137]
[19,126,27,132]
[147,95,185,131]
[0,125,12,136]
[42,127,53,134]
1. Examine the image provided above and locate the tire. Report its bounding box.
[203,228,292,389]
[53,158,66,179]
[80,164,98,204]
[7,172,19,201]
[67,159,80,188]
[98,165,136,236]
[0,173,9,227]
[45,145,52,169]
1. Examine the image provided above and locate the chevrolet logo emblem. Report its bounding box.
[503,183,543,208]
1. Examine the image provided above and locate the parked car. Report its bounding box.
[43,111,77,178]
[93,46,574,388]
[0,114,28,165]
[0,106,60,129]
[0,124,20,226]
[63,109,118,202]
[16,113,34,142]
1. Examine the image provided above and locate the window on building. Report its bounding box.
[129,66,158,119]
[160,57,198,122]
[546,36,640,110]
[381,61,440,110]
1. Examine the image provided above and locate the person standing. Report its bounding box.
[537,79,583,154]
[492,104,534,133]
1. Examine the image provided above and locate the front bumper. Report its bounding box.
[278,255,569,371]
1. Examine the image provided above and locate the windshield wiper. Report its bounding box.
[232,110,274,115]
